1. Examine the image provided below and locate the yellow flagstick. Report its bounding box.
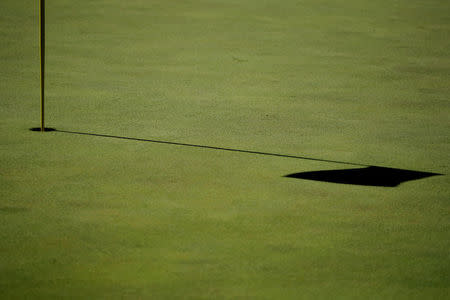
[40,0,45,131]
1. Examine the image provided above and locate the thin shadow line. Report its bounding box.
[55,129,369,167]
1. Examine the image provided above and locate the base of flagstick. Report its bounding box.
[30,127,56,132]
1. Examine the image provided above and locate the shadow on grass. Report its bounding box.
[41,129,442,187]
[54,129,368,166]
[285,166,441,187]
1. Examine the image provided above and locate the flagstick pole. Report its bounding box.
[40,0,45,131]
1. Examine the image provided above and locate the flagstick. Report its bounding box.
[40,0,45,131]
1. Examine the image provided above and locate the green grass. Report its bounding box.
[1,0,449,298]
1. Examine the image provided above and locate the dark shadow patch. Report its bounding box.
[0,206,28,213]
[232,56,248,63]
[285,166,441,187]
[30,127,56,132]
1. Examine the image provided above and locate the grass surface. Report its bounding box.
[1,0,449,298]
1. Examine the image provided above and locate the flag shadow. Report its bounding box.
[285,166,441,187]
[50,129,442,187]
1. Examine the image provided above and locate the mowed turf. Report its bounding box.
[1,0,449,298]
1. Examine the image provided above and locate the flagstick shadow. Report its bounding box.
[55,129,368,166]
[53,129,442,187]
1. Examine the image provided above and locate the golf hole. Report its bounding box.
[29,127,56,132]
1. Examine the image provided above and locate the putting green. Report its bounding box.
[1,0,449,298]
